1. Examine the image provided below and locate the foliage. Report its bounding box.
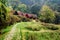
[25,32,37,40]
[8,0,19,10]
[17,4,28,13]
[19,16,31,22]
[39,5,55,23]
[54,12,60,24]
[0,2,10,26]
[9,15,21,25]
[24,32,60,40]
[0,25,13,34]
[31,4,40,15]
[41,23,59,30]
[0,22,60,40]
[46,0,60,12]
[25,24,43,31]
[0,0,7,6]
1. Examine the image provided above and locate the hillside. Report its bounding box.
[0,0,60,40]
[0,22,60,40]
[7,0,60,13]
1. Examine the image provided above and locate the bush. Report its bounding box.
[42,23,59,30]
[25,24,44,31]
[54,12,60,24]
[24,31,60,40]
[24,32,37,40]
[9,15,21,25]
[18,16,31,22]
[0,2,11,28]
[39,5,55,23]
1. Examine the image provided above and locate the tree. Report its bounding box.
[54,12,60,24]
[17,4,28,13]
[0,0,7,6]
[39,5,55,23]
[0,2,10,26]
[8,0,19,10]
[46,0,60,12]
[30,4,41,15]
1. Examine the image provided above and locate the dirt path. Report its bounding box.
[4,23,20,40]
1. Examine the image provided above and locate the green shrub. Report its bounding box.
[24,32,37,40]
[39,5,55,23]
[42,23,59,30]
[18,16,31,22]
[24,31,60,40]
[25,24,44,31]
[9,15,21,25]
[0,0,7,6]
[46,25,59,30]
[0,2,11,28]
[0,25,13,34]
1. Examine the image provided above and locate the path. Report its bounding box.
[3,22,56,40]
[4,23,20,40]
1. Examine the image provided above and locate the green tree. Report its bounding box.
[31,4,40,15]
[0,0,7,6]
[55,12,60,24]
[8,0,19,10]
[17,4,28,13]
[46,0,60,12]
[0,2,10,26]
[39,5,55,23]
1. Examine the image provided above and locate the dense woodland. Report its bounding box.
[8,0,60,24]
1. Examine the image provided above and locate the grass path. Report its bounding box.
[4,23,20,40]
[3,22,31,40]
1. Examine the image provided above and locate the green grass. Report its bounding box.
[1,26,13,34]
[15,22,60,40]
[0,22,60,40]
[0,25,13,40]
[17,22,60,40]
[19,22,60,31]
[24,31,60,40]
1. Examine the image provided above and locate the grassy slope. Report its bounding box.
[0,22,60,40]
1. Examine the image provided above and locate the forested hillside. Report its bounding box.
[8,0,60,12]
